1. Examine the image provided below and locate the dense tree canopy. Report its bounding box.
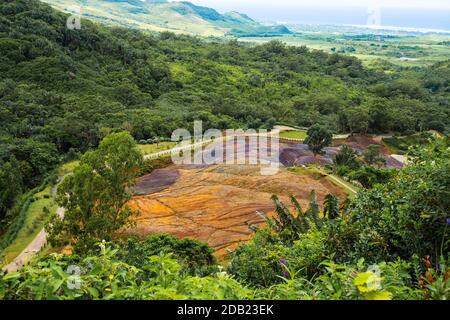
[0,0,449,230]
[0,1,448,300]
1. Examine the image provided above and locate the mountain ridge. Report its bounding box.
[42,0,292,37]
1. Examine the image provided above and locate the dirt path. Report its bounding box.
[2,131,358,271]
[273,125,304,132]
[2,139,221,272]
[326,174,358,194]
[3,207,65,272]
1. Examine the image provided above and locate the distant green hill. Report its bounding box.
[41,0,292,37]
[1,0,448,241]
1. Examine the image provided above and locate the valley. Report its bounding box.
[0,0,448,301]
[42,0,450,67]
[240,32,450,67]
[42,0,291,37]
[127,149,350,259]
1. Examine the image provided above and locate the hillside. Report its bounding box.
[41,0,292,37]
[0,0,449,302]
[0,0,449,235]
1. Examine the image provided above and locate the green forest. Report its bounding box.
[0,0,449,301]
[1,134,449,300]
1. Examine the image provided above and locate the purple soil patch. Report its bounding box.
[191,139,280,165]
[279,143,334,167]
[385,156,404,169]
[333,135,390,154]
[294,156,332,166]
[322,147,341,161]
[134,168,180,195]
[279,148,303,166]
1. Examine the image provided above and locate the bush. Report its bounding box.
[139,156,173,176]
[348,165,395,189]
[229,226,329,287]
[117,234,217,276]
[335,164,351,177]
[333,145,360,169]
[340,138,450,262]
[229,229,290,287]
[289,228,328,277]
[260,259,422,300]
[0,243,250,300]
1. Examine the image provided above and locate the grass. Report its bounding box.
[0,160,80,266]
[326,174,359,197]
[58,160,80,176]
[280,130,307,140]
[137,142,177,155]
[280,130,349,141]
[383,132,435,155]
[288,166,324,179]
[288,166,359,197]
[1,186,57,264]
[240,33,450,68]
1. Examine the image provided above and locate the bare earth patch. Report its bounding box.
[126,164,348,259]
[333,135,404,168]
[124,135,403,259]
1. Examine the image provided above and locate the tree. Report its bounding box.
[11,139,59,187]
[153,136,161,147]
[48,132,143,253]
[304,125,333,156]
[312,93,343,115]
[0,156,23,221]
[346,106,370,134]
[367,98,393,133]
[323,194,339,219]
[363,144,386,167]
[333,145,360,170]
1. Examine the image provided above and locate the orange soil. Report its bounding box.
[126,164,348,259]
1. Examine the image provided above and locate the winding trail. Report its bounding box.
[2,132,273,272]
[3,207,65,272]
[2,126,350,272]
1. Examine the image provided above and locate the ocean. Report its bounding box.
[236,6,450,32]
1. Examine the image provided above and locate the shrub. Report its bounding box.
[139,156,173,176]
[348,165,395,189]
[229,226,329,287]
[333,145,360,169]
[342,138,449,262]
[228,229,289,287]
[261,259,422,300]
[0,243,250,300]
[117,234,216,276]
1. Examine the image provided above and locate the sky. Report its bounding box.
[173,0,450,30]
[185,0,450,10]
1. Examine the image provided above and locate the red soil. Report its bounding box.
[127,164,348,259]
